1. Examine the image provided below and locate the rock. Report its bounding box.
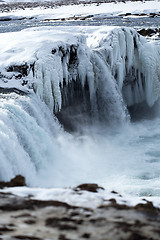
[75,183,104,192]
[111,190,118,194]
[0,175,26,188]
[138,28,158,37]
[13,236,42,240]
[135,201,158,212]
[10,175,26,187]
[0,191,159,239]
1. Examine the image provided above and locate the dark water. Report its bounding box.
[0,15,160,33]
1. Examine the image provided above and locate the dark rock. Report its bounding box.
[99,202,130,210]
[0,17,12,21]
[111,190,118,194]
[109,198,117,204]
[127,232,148,240]
[125,12,132,16]
[59,234,70,240]
[0,175,26,188]
[46,218,62,228]
[45,216,82,229]
[89,217,106,223]
[75,183,104,192]
[0,225,14,232]
[69,211,80,217]
[46,217,78,230]
[10,175,26,187]
[82,233,91,238]
[149,13,157,18]
[135,201,156,211]
[13,213,32,218]
[14,236,42,240]
[0,87,29,95]
[7,64,29,77]
[0,199,77,211]
[24,220,36,225]
[138,28,158,37]
[59,224,78,231]
[51,49,57,54]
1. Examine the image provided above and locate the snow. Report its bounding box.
[0,1,160,21]
[0,27,79,93]
[1,186,160,209]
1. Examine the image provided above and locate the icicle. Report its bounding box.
[32,27,160,123]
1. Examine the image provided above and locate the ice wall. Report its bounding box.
[87,27,160,108]
[1,27,160,125]
[33,27,160,126]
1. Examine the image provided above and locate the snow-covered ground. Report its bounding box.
[0,1,160,21]
[2,186,160,209]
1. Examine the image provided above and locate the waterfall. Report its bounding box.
[0,92,63,185]
[0,26,160,188]
[32,27,160,128]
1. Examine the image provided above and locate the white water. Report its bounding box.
[0,91,160,197]
[0,26,160,197]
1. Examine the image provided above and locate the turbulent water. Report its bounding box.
[0,20,160,197]
[1,91,160,197]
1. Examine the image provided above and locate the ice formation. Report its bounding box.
[32,27,160,125]
[0,26,160,126]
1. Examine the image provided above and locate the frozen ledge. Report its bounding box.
[0,26,160,127]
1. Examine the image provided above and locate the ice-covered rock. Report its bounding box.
[31,27,160,126]
[0,26,160,124]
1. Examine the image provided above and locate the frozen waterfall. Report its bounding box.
[32,27,160,128]
[1,26,160,126]
[0,26,160,189]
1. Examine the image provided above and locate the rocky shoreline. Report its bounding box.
[0,177,160,240]
[0,191,160,240]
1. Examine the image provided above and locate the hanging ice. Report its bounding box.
[33,27,160,121]
[0,26,160,124]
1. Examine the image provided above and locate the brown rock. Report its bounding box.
[75,183,104,192]
[0,175,26,188]
[10,175,26,187]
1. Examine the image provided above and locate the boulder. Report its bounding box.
[74,183,104,192]
[0,175,26,188]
